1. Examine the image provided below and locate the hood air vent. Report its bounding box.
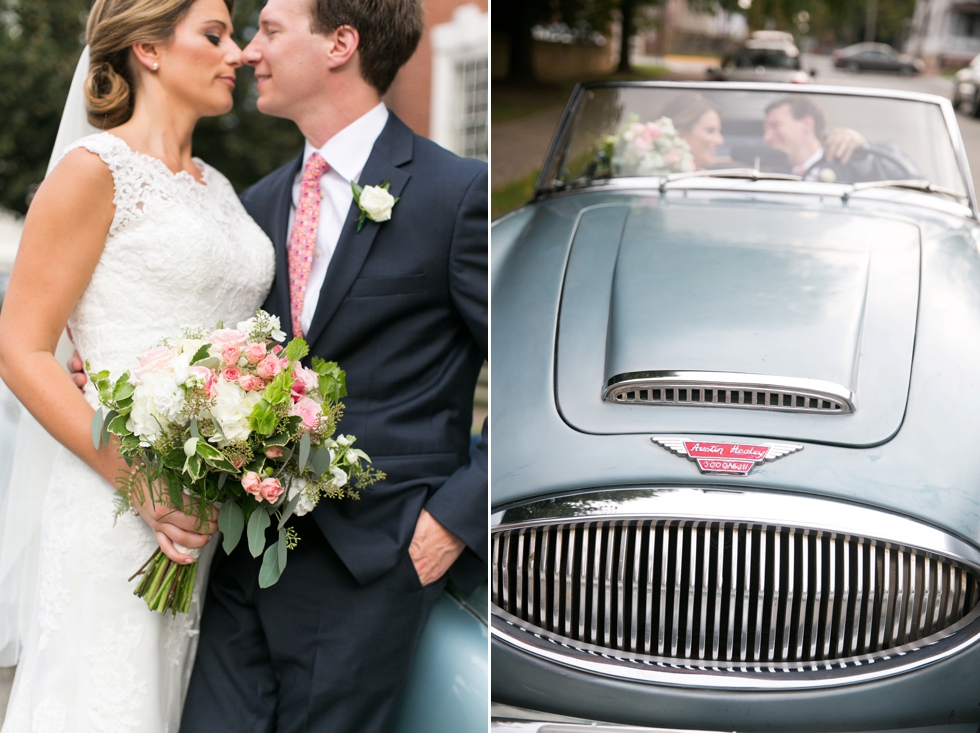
[603,371,854,414]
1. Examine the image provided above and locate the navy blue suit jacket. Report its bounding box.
[240,113,487,591]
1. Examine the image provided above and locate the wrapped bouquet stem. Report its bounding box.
[90,311,384,615]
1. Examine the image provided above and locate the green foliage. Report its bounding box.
[247,505,271,557]
[0,0,303,215]
[218,500,245,554]
[282,337,309,362]
[312,358,347,402]
[248,399,278,435]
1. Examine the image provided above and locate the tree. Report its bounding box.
[0,0,304,216]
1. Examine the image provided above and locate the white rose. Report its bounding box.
[287,476,317,517]
[209,380,261,446]
[127,380,168,445]
[358,185,394,222]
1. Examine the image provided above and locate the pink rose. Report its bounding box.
[290,380,306,402]
[255,355,282,380]
[633,137,653,154]
[221,366,242,382]
[265,446,283,458]
[134,346,175,378]
[241,471,262,499]
[259,477,284,503]
[272,345,284,355]
[666,150,679,165]
[238,374,264,392]
[188,366,217,398]
[231,456,245,469]
[295,365,319,393]
[645,123,661,141]
[289,396,322,430]
[244,342,267,364]
[210,328,248,348]
[221,345,241,366]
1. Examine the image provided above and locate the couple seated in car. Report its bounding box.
[657,93,914,182]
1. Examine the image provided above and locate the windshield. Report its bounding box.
[543,86,967,198]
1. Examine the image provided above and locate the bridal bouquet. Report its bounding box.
[600,113,696,177]
[89,310,383,615]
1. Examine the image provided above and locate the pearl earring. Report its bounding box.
[152,63,159,70]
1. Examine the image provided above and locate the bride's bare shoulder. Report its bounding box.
[35,147,115,218]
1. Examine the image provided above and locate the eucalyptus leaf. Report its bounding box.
[277,527,287,570]
[277,492,302,531]
[91,407,104,450]
[298,432,311,473]
[258,543,282,588]
[310,446,332,478]
[190,417,199,439]
[217,472,228,491]
[101,409,117,448]
[247,507,271,558]
[218,501,245,555]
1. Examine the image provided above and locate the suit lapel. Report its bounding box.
[270,155,303,340]
[303,115,414,347]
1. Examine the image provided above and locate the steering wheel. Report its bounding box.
[802,145,916,182]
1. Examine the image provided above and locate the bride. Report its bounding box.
[0,0,274,729]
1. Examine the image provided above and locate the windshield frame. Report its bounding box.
[533,81,978,219]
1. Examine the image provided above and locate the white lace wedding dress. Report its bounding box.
[1,132,275,733]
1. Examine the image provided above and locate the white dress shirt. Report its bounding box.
[289,102,389,335]
[793,147,824,180]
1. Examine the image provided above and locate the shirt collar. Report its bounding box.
[794,146,824,176]
[302,102,389,183]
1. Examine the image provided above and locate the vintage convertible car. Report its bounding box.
[491,82,980,731]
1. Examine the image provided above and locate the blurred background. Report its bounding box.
[0,0,487,718]
[491,0,980,218]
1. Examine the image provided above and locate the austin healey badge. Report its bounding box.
[651,437,803,476]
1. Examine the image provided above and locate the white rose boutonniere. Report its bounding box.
[351,180,400,233]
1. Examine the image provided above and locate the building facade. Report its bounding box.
[385,0,488,162]
[908,0,980,67]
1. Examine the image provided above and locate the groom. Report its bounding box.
[181,0,487,730]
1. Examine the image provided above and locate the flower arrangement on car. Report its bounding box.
[88,310,383,615]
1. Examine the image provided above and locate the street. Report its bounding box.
[786,54,980,196]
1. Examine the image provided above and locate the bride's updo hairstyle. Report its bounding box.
[83,0,234,128]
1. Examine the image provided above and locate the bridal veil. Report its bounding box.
[0,46,97,668]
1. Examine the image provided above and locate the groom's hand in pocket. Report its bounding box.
[409,509,465,586]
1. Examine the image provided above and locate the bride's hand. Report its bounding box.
[130,487,219,564]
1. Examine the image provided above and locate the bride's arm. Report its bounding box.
[0,149,212,564]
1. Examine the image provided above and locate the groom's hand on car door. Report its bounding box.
[409,509,465,586]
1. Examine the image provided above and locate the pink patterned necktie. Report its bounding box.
[288,152,330,339]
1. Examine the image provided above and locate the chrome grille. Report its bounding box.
[492,520,980,665]
[602,371,854,414]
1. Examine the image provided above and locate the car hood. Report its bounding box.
[556,200,920,446]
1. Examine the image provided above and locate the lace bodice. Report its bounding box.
[61,132,275,390]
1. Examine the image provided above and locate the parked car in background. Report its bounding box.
[707,46,813,84]
[492,81,980,731]
[832,42,925,75]
[953,53,980,115]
